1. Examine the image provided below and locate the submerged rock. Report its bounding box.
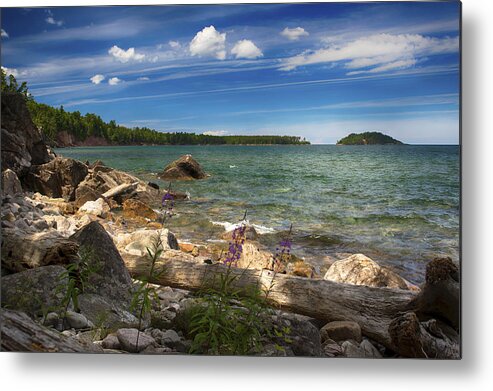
[158,154,208,181]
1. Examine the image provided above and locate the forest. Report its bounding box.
[1,69,309,146]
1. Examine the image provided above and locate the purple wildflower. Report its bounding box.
[223,223,246,267]
[273,225,293,273]
[161,189,174,222]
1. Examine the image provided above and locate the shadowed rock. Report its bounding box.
[158,154,208,181]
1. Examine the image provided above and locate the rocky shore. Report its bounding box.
[1,92,460,358]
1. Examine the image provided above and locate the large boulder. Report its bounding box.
[70,221,133,305]
[77,293,140,330]
[158,154,208,181]
[23,157,88,201]
[323,253,415,290]
[1,265,68,317]
[75,165,160,207]
[1,92,52,177]
[1,169,23,197]
[116,328,156,353]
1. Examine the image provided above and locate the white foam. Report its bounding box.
[211,219,275,235]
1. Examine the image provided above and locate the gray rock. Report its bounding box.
[32,219,50,230]
[260,344,295,357]
[322,338,343,357]
[71,222,133,305]
[43,312,60,327]
[1,265,68,317]
[102,334,121,350]
[320,321,362,343]
[1,169,23,197]
[78,293,140,330]
[117,328,156,353]
[65,311,90,329]
[340,339,382,358]
[161,329,181,347]
[274,313,322,357]
[140,345,174,354]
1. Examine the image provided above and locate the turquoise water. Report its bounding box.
[56,145,460,283]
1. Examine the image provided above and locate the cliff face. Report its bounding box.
[1,92,53,176]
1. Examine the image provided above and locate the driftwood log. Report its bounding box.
[122,254,417,349]
[0,309,88,352]
[123,254,460,358]
[101,181,138,199]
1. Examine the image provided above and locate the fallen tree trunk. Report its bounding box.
[122,254,418,349]
[102,181,138,199]
[0,309,89,352]
[1,228,79,273]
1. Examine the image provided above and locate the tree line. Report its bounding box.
[1,69,309,146]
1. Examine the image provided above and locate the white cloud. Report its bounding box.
[169,40,181,49]
[1,29,9,38]
[280,33,459,72]
[189,25,226,60]
[203,130,229,136]
[90,74,105,84]
[1,66,28,78]
[45,10,64,27]
[231,40,263,59]
[281,27,309,41]
[137,76,150,81]
[108,77,122,85]
[108,45,146,63]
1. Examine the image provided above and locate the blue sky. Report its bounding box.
[1,2,460,144]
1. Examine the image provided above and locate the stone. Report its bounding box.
[323,253,413,290]
[119,228,179,257]
[116,328,156,353]
[322,338,343,357]
[65,311,90,329]
[273,313,322,357]
[320,321,362,343]
[1,92,52,177]
[232,241,273,270]
[1,265,68,317]
[341,339,383,358]
[221,225,258,241]
[260,344,295,357]
[122,198,158,221]
[71,222,133,305]
[77,294,140,330]
[158,154,208,181]
[43,312,60,328]
[78,198,110,218]
[1,169,23,197]
[24,157,88,201]
[160,329,181,347]
[102,334,121,350]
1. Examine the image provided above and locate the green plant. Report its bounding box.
[54,246,102,328]
[129,188,173,350]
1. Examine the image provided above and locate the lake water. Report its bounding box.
[56,144,460,284]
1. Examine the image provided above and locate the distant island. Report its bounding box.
[336,132,404,145]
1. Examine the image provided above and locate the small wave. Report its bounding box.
[211,219,275,235]
[229,165,236,168]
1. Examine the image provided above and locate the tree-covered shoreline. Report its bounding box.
[1,69,309,147]
[337,132,404,145]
